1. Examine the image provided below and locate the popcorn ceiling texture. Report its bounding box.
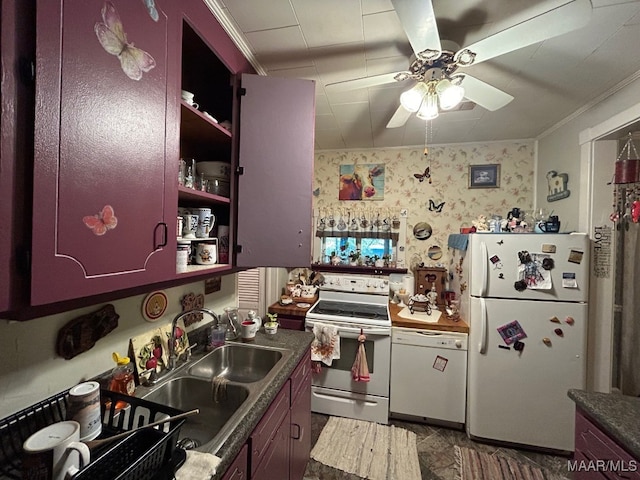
[313,141,535,269]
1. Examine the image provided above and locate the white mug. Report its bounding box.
[195,208,215,238]
[67,381,102,441]
[22,421,90,480]
[181,90,198,109]
[241,320,258,341]
[182,214,198,239]
[195,239,218,265]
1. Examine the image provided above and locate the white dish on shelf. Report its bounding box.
[296,303,311,308]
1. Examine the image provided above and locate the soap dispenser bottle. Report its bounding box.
[110,352,135,396]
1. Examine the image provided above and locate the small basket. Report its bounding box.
[409,300,432,315]
[0,388,185,480]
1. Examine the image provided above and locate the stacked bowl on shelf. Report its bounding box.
[196,161,230,197]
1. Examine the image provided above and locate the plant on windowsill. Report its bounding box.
[348,249,361,266]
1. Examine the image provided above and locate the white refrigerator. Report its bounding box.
[458,232,589,452]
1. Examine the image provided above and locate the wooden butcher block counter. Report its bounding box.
[389,302,469,334]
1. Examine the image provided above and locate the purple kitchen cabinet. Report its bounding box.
[0,1,34,313]
[290,370,312,480]
[236,74,315,268]
[252,410,291,480]
[220,443,248,480]
[31,0,178,305]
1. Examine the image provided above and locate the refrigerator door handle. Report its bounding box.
[480,241,488,297]
[479,298,488,354]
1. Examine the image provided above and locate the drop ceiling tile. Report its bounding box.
[315,113,340,131]
[312,45,368,87]
[315,129,346,149]
[245,26,312,70]
[315,95,332,115]
[363,0,394,16]
[363,11,409,59]
[291,0,364,48]
[224,0,297,32]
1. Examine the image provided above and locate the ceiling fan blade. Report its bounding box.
[325,72,400,93]
[454,74,514,111]
[387,105,412,129]
[391,0,441,56]
[462,0,592,65]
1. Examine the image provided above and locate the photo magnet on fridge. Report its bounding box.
[568,249,584,264]
[497,320,527,345]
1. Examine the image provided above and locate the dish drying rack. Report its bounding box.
[0,389,186,480]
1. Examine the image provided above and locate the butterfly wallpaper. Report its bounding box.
[314,142,534,267]
[95,1,156,81]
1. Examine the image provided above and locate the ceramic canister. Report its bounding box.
[67,381,102,441]
[195,239,218,265]
[177,241,191,272]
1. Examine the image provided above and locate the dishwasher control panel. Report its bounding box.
[392,327,468,350]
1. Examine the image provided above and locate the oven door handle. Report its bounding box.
[305,321,390,336]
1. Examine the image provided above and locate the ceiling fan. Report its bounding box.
[325,0,593,128]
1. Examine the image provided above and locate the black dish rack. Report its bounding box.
[0,389,186,480]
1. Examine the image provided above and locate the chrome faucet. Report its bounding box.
[168,308,219,371]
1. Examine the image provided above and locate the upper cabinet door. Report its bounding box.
[237,74,315,268]
[32,0,174,305]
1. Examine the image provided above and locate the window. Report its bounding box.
[319,234,395,264]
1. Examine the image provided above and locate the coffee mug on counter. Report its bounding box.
[241,320,258,342]
[22,421,90,480]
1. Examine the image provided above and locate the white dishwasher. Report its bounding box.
[390,326,468,426]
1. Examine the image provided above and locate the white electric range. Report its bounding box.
[305,274,391,424]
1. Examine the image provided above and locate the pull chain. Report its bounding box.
[424,120,433,184]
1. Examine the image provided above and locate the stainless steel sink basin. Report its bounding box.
[137,342,293,453]
[188,343,283,383]
[143,376,249,447]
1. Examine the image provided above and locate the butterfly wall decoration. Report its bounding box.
[429,199,445,213]
[95,1,156,81]
[83,205,118,236]
[414,167,431,183]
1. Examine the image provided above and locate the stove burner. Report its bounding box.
[311,301,388,321]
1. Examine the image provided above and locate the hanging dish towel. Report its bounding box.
[351,329,370,382]
[311,323,340,366]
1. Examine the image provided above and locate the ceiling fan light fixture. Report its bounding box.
[416,89,439,120]
[437,79,465,110]
[400,82,429,113]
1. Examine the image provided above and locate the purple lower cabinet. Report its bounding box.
[220,444,248,480]
[252,410,291,480]
[290,373,311,480]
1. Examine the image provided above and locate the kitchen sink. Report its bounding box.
[137,341,293,453]
[188,343,283,383]
[143,376,249,447]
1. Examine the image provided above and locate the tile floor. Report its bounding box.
[304,413,572,480]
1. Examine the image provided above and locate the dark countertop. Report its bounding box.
[267,296,318,317]
[568,389,640,459]
[208,329,314,479]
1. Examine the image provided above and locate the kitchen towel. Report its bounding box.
[310,323,340,366]
[175,450,221,480]
[351,330,370,382]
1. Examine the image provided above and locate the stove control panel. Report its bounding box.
[321,274,389,295]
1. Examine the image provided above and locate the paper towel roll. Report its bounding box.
[402,274,414,296]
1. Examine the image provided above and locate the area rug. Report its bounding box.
[310,416,421,480]
[455,445,549,480]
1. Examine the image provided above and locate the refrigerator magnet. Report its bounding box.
[433,355,448,372]
[568,250,584,264]
[541,244,556,253]
[497,320,527,345]
[490,255,503,269]
[562,272,577,288]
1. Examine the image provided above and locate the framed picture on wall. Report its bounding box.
[469,164,500,188]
